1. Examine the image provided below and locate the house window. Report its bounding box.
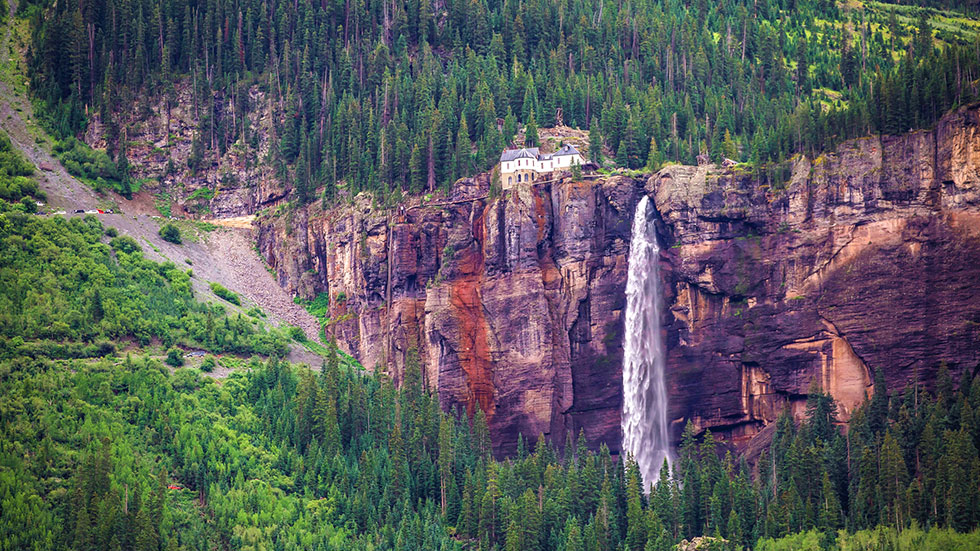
[508,176,512,186]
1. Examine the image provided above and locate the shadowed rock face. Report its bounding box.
[257,103,980,457]
[652,103,980,450]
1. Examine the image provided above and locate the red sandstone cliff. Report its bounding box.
[257,174,641,455]
[257,103,980,456]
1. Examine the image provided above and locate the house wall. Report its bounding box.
[502,169,541,190]
[553,154,584,168]
[500,152,584,190]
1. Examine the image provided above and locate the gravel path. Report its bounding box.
[0,4,324,366]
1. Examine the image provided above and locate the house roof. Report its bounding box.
[552,144,581,157]
[499,147,540,162]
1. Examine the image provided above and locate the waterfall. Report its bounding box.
[622,195,673,488]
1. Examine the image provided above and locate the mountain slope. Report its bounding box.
[0,1,323,354]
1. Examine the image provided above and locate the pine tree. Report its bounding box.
[439,416,454,516]
[645,136,661,172]
[454,115,473,179]
[625,457,647,551]
[880,430,908,525]
[479,465,501,544]
[722,130,737,161]
[473,405,491,458]
[869,368,889,436]
[525,111,539,147]
[589,117,603,164]
[459,471,476,536]
[819,471,842,530]
[294,371,316,452]
[564,516,584,551]
[946,428,979,531]
[409,141,425,193]
[653,459,675,537]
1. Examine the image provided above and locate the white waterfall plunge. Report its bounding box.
[622,195,673,488]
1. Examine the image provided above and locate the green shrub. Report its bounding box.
[209,282,241,305]
[104,227,118,237]
[287,326,307,342]
[53,137,133,196]
[109,235,142,254]
[165,347,184,367]
[200,355,217,372]
[171,367,201,391]
[303,292,330,322]
[159,223,182,244]
[0,131,39,205]
[188,187,215,201]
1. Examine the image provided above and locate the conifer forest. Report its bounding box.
[2,0,980,550]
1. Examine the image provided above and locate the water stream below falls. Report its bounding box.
[622,195,673,488]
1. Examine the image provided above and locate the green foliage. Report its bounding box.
[53,138,132,197]
[154,193,172,217]
[19,196,37,213]
[166,347,184,366]
[0,213,286,356]
[187,187,215,201]
[208,282,241,305]
[296,292,331,331]
[0,130,40,205]
[760,526,980,551]
[200,354,217,372]
[158,223,182,244]
[246,306,267,319]
[110,234,142,254]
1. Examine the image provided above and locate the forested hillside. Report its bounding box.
[4,217,980,551]
[1,172,980,548]
[6,0,980,550]
[22,0,980,205]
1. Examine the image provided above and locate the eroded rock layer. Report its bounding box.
[258,103,980,456]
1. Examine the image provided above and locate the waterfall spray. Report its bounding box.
[622,195,673,488]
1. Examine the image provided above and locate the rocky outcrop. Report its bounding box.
[258,103,980,457]
[652,103,980,449]
[84,80,286,217]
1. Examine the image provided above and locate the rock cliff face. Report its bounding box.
[258,174,643,455]
[652,103,980,449]
[84,80,287,217]
[258,103,980,456]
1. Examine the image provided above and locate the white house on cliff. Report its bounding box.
[499,144,586,190]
